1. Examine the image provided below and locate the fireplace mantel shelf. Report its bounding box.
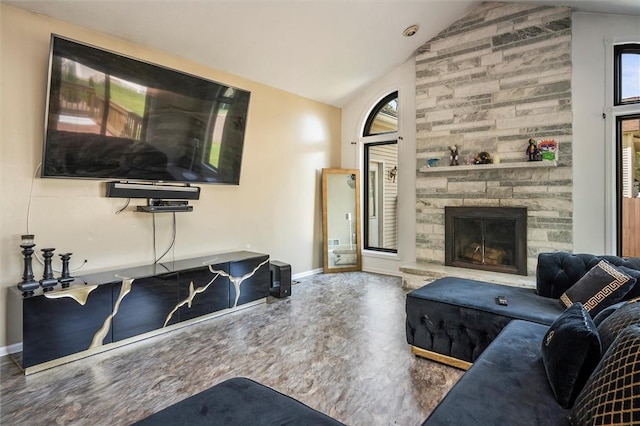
[419,160,557,173]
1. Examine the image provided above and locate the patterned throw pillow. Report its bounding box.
[541,303,602,408]
[592,301,626,327]
[560,260,636,317]
[596,297,640,353]
[617,266,640,299]
[570,325,640,426]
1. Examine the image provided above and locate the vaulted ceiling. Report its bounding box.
[4,0,639,106]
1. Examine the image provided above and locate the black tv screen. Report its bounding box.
[42,35,250,184]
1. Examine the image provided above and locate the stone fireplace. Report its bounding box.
[445,206,527,275]
[413,2,574,277]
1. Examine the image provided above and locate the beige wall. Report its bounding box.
[0,5,341,348]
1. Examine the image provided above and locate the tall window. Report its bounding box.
[362,92,398,253]
[615,44,640,256]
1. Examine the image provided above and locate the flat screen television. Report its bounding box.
[41,35,250,185]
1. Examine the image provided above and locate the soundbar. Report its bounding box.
[106,182,201,200]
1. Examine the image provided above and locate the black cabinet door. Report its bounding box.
[22,283,113,368]
[112,273,179,342]
[229,255,270,306]
[177,264,230,322]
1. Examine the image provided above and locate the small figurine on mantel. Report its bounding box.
[538,139,558,161]
[474,151,493,165]
[426,158,440,168]
[450,145,459,166]
[526,138,542,161]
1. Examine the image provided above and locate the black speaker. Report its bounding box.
[269,261,291,298]
[106,181,201,200]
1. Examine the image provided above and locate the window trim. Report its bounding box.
[363,140,398,254]
[360,90,401,257]
[606,40,640,254]
[616,113,640,255]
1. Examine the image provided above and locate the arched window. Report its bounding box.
[362,91,399,253]
[363,92,398,136]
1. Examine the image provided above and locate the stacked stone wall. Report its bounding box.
[415,2,573,274]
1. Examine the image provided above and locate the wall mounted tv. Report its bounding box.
[41,35,251,185]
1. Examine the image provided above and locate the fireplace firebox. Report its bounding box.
[445,207,527,275]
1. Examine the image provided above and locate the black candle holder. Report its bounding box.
[40,248,59,292]
[18,234,39,297]
[58,253,74,288]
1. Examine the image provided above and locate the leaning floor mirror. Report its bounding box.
[322,168,362,273]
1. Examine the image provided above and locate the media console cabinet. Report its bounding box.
[7,251,270,374]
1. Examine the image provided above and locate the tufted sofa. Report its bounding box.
[407,252,640,425]
[422,319,571,425]
[406,252,640,367]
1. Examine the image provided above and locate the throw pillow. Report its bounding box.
[560,260,636,317]
[541,303,602,408]
[569,325,640,426]
[617,266,640,299]
[592,301,626,327]
[596,297,640,353]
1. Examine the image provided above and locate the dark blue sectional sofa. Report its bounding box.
[410,252,640,425]
[423,319,570,425]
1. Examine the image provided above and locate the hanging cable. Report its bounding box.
[115,198,130,214]
[152,212,157,263]
[27,162,87,273]
[155,212,177,264]
[171,212,177,264]
[26,163,42,236]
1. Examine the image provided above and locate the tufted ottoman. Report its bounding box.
[406,277,564,368]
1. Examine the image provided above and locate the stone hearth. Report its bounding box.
[400,262,536,291]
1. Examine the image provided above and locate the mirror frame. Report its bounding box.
[322,168,362,273]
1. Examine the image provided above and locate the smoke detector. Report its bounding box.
[403,25,419,37]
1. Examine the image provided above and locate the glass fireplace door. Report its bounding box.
[445,206,527,275]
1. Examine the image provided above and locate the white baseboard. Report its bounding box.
[293,267,398,280]
[293,268,322,280]
[362,266,402,277]
[0,343,22,357]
